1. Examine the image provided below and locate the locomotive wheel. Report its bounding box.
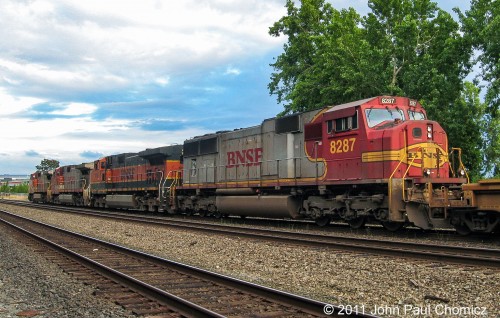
[213,211,223,219]
[453,223,472,236]
[382,221,405,232]
[315,216,331,227]
[347,217,366,229]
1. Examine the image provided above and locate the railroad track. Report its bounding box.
[3,201,500,268]
[0,209,374,317]
[0,199,462,237]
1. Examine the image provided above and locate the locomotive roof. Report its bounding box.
[324,97,376,113]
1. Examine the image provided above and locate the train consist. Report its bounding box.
[29,96,500,234]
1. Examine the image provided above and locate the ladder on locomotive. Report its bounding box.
[162,170,182,205]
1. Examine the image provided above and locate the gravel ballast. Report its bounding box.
[0,225,134,318]
[1,204,499,317]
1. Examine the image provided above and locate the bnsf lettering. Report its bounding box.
[120,167,136,181]
[227,148,263,168]
[408,152,443,159]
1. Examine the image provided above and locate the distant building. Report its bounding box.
[1,175,29,187]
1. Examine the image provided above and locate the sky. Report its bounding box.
[0,0,471,175]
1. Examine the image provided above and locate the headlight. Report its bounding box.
[424,169,431,176]
[459,169,465,176]
[427,125,433,139]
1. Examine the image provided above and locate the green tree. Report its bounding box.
[269,0,470,114]
[459,0,500,177]
[363,0,471,113]
[36,158,60,172]
[268,0,489,178]
[0,183,29,194]
[443,82,487,181]
[268,0,338,114]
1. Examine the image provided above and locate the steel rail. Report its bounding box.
[0,209,375,317]
[2,200,499,268]
[0,198,460,235]
[0,211,224,317]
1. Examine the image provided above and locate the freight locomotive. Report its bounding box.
[29,96,500,234]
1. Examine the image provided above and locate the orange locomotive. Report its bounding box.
[88,146,183,212]
[28,171,51,203]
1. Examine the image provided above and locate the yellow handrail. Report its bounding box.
[166,170,182,205]
[449,148,469,183]
[401,147,420,201]
[388,130,408,213]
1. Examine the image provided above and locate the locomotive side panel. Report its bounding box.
[88,146,182,211]
[183,136,218,186]
[218,126,261,184]
[321,105,364,181]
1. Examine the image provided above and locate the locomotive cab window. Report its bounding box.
[326,120,334,134]
[409,110,426,120]
[329,111,358,133]
[366,108,405,128]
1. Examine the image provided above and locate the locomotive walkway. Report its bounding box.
[3,200,500,269]
[0,209,373,317]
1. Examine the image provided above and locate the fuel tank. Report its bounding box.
[216,195,301,218]
[58,194,75,204]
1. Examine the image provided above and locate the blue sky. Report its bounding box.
[0,0,470,175]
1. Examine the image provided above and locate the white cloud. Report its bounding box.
[0,0,286,106]
[155,77,170,86]
[49,102,97,116]
[225,67,241,75]
[0,88,45,115]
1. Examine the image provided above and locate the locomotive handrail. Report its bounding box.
[156,170,164,200]
[170,170,182,205]
[388,136,413,211]
[161,172,169,199]
[162,170,177,199]
[449,148,469,183]
[162,169,182,206]
[401,147,421,202]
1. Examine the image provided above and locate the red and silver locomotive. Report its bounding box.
[173,96,498,234]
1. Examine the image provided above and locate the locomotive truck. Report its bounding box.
[29,96,500,234]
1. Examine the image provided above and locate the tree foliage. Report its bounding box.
[269,0,496,178]
[36,159,60,172]
[459,0,500,177]
[0,183,29,194]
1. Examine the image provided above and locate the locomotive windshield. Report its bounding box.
[365,108,405,128]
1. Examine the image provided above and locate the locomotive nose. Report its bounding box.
[401,120,449,179]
